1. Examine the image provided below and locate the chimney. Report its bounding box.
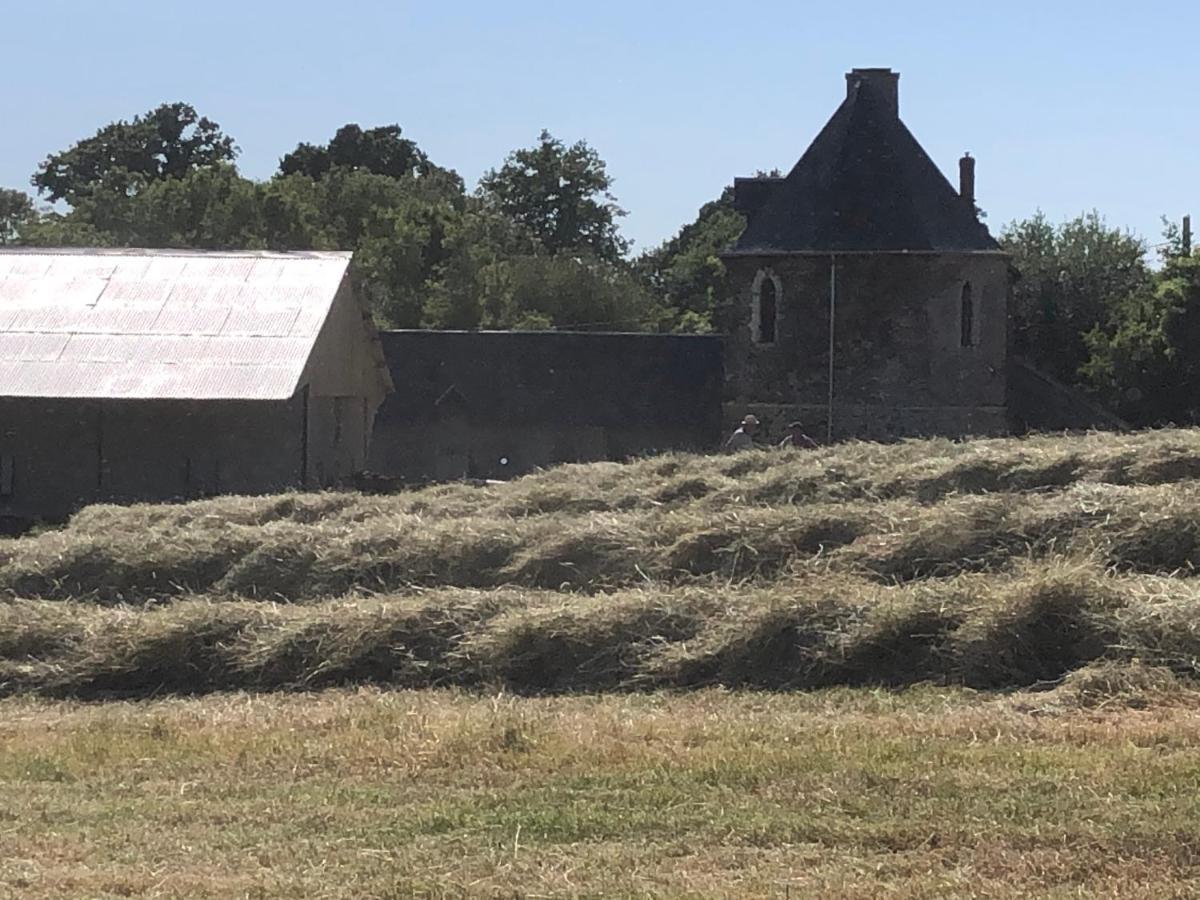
[959,153,976,207]
[846,68,899,116]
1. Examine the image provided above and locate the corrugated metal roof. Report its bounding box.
[0,249,352,400]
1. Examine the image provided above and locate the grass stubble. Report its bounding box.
[4,428,1200,896]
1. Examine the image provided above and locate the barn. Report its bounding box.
[0,248,392,522]
[369,330,725,482]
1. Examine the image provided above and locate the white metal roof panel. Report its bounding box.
[0,249,353,400]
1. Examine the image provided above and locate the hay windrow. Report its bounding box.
[5,427,1200,697]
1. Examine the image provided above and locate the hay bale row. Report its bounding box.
[5,476,1200,604]
[3,565,1200,700]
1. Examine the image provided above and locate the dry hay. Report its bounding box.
[4,427,1200,698]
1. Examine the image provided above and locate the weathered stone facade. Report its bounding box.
[369,331,725,482]
[721,68,1011,442]
[723,252,1009,440]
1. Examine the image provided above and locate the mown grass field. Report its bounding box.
[5,428,1200,896]
[6,683,1200,898]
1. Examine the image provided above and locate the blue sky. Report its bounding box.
[2,0,1195,253]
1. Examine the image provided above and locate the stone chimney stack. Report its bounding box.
[846,68,899,116]
[959,153,976,207]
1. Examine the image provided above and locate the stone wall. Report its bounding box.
[369,331,726,481]
[1008,357,1128,433]
[0,397,307,521]
[722,252,1010,438]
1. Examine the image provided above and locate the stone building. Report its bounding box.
[369,330,724,481]
[722,67,1010,441]
[0,249,391,522]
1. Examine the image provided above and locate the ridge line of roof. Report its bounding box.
[0,248,353,259]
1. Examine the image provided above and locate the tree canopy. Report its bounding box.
[1001,211,1152,385]
[32,102,237,204]
[636,186,745,333]
[12,106,669,332]
[477,130,629,262]
[1082,242,1200,426]
[0,188,34,245]
[278,124,435,182]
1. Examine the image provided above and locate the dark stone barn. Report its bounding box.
[369,330,724,481]
[723,67,1010,441]
[0,249,391,522]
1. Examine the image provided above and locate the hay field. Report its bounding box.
[3,428,1200,697]
[4,684,1200,898]
[6,429,1200,896]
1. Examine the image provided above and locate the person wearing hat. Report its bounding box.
[779,421,819,450]
[724,414,759,451]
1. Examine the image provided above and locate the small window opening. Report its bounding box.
[0,455,13,497]
[960,282,975,348]
[755,274,778,344]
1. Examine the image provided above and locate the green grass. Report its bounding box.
[4,686,1200,897]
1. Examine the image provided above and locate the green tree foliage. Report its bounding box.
[476,254,666,331]
[421,206,541,329]
[278,124,436,181]
[33,102,237,204]
[0,188,35,244]
[1082,247,1200,426]
[1001,211,1152,385]
[15,108,672,334]
[637,186,745,332]
[477,131,629,262]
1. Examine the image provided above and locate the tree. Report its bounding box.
[421,204,541,330]
[637,186,746,332]
[19,112,669,333]
[1082,246,1200,426]
[477,130,629,262]
[0,188,35,244]
[278,124,438,181]
[474,253,667,332]
[1001,211,1151,385]
[33,102,237,204]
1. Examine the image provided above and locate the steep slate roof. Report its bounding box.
[0,248,359,400]
[729,69,1001,254]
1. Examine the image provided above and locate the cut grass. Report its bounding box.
[4,565,1200,698]
[4,428,1200,604]
[2,427,1200,697]
[4,687,1200,898]
[6,429,1200,895]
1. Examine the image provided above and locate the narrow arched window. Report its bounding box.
[960,282,974,348]
[759,278,777,344]
[752,269,780,345]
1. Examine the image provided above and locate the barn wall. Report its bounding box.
[368,331,725,481]
[373,420,711,482]
[300,283,390,486]
[722,252,1010,439]
[0,398,304,521]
